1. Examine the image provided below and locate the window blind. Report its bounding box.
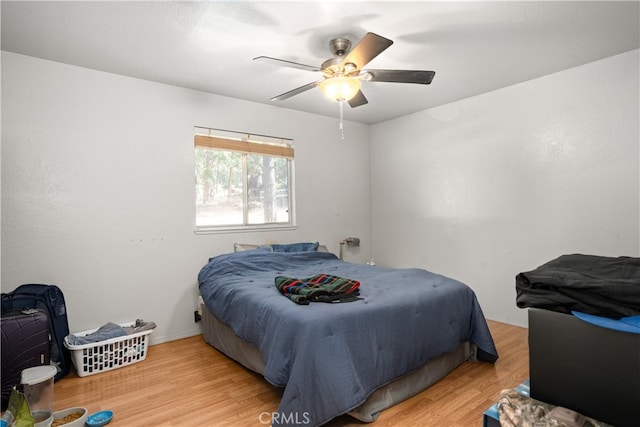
[194,134,294,159]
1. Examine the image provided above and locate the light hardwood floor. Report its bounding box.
[53,320,528,426]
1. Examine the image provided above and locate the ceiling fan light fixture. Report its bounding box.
[319,76,361,102]
[360,71,373,82]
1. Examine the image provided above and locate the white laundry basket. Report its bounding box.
[63,321,154,377]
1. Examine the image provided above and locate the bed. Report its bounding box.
[197,244,498,426]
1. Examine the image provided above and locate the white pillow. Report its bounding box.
[233,243,260,252]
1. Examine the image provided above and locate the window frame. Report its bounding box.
[194,128,296,234]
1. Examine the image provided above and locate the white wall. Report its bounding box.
[3,49,638,340]
[371,50,640,327]
[1,51,372,343]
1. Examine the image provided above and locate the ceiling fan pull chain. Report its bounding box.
[339,100,345,141]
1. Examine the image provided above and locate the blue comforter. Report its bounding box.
[198,251,498,426]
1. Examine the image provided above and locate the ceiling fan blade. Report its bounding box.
[271,81,320,101]
[348,90,368,108]
[341,32,393,70]
[365,69,435,84]
[253,56,322,72]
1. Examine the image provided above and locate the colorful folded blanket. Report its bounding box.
[275,274,362,305]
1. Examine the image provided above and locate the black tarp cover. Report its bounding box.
[516,254,640,318]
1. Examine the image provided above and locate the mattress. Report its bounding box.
[198,250,497,426]
[199,300,474,422]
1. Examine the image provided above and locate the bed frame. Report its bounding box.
[199,299,476,422]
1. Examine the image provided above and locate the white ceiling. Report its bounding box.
[2,1,639,124]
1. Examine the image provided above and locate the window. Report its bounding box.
[194,127,295,232]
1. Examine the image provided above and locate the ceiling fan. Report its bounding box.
[253,32,435,108]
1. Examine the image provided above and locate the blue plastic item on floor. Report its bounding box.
[86,410,113,427]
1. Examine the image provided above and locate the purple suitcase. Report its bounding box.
[1,309,51,410]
